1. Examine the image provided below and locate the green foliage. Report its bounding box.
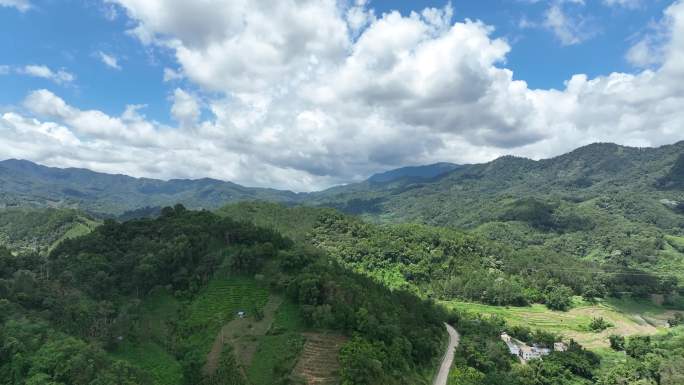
[307,142,684,299]
[202,346,247,385]
[500,198,557,230]
[187,277,269,329]
[247,333,305,385]
[588,317,612,332]
[49,205,291,300]
[657,152,684,189]
[339,337,384,385]
[112,342,183,385]
[1,206,448,385]
[0,208,98,254]
[668,312,684,327]
[0,318,150,385]
[608,334,625,351]
[625,335,652,359]
[597,328,684,385]
[0,159,299,215]
[545,285,574,311]
[308,212,538,306]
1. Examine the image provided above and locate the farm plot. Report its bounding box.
[447,297,672,349]
[293,333,348,385]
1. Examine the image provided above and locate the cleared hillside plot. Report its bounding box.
[447,297,676,349]
[248,333,306,385]
[293,333,348,385]
[204,295,282,374]
[112,341,183,385]
[111,289,183,385]
[186,276,270,356]
[657,235,684,283]
[113,276,272,385]
[188,277,270,329]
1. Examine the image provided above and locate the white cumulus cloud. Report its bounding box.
[170,88,200,128]
[97,51,122,70]
[4,0,684,191]
[20,65,75,84]
[543,4,593,45]
[603,0,643,9]
[0,0,31,12]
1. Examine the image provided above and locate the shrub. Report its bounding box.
[588,317,612,332]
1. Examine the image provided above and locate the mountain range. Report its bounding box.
[2,141,684,385]
[3,142,681,220]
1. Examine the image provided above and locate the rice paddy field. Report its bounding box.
[445,296,676,349]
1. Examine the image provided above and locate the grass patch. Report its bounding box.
[112,341,183,385]
[272,298,306,332]
[140,287,181,341]
[656,239,684,283]
[446,297,670,349]
[247,333,305,385]
[665,234,684,252]
[48,217,99,252]
[594,347,627,377]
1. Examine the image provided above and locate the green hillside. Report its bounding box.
[2,142,684,385]
[2,205,682,385]
[0,159,299,215]
[306,142,684,295]
[0,206,449,385]
[0,208,99,254]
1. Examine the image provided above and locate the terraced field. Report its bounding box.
[188,277,270,329]
[658,235,684,283]
[293,333,348,385]
[446,297,675,349]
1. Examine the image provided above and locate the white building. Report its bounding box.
[501,333,520,355]
[501,332,558,361]
[520,346,541,361]
[554,342,567,352]
[534,345,551,356]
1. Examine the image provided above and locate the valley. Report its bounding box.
[4,0,684,382]
[448,297,674,350]
[1,142,684,385]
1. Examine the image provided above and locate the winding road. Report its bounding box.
[433,323,460,385]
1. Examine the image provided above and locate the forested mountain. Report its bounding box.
[309,142,684,226]
[307,142,684,289]
[0,208,99,254]
[0,206,449,385]
[0,159,299,214]
[367,162,460,184]
[6,205,676,385]
[3,142,682,222]
[218,202,683,307]
[3,142,683,289]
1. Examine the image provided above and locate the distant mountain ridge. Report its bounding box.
[368,162,461,183]
[1,141,683,217]
[308,141,684,223]
[0,159,300,214]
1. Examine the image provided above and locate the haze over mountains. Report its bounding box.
[2,141,683,218]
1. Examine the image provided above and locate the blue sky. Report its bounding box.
[1,0,683,190]
[0,0,669,123]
